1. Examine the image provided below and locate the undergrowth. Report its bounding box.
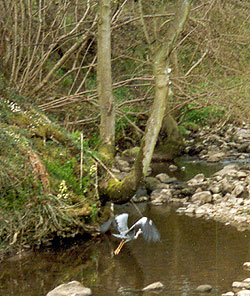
[0,93,100,261]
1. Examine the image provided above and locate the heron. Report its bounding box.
[111,213,160,255]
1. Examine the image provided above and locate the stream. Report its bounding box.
[1,157,250,296]
[0,204,249,296]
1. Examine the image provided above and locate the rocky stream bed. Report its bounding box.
[115,124,250,232]
[104,123,250,296]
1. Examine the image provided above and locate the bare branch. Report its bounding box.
[185,49,208,77]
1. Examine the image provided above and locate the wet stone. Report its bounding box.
[191,191,212,205]
[156,173,169,183]
[195,284,212,293]
[46,281,92,296]
[232,281,250,291]
[141,281,164,292]
[222,292,235,296]
[243,262,250,269]
[237,290,250,296]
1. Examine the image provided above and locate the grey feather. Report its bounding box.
[112,213,160,242]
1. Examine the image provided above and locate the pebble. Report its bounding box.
[243,262,250,269]
[195,284,212,293]
[141,281,164,292]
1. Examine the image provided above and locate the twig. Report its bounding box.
[90,153,119,182]
[117,110,144,136]
[80,133,83,189]
[112,13,174,30]
[138,0,152,51]
[185,49,208,77]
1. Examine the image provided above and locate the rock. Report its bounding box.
[169,164,178,171]
[180,186,196,196]
[237,171,248,179]
[185,205,196,214]
[210,184,221,194]
[132,195,149,202]
[195,204,213,216]
[222,292,235,296]
[151,189,173,205]
[213,193,223,202]
[205,134,223,144]
[232,281,250,291]
[156,173,170,183]
[189,173,205,185]
[235,128,250,139]
[145,177,162,192]
[191,191,212,205]
[195,284,212,293]
[237,290,250,296]
[132,187,149,202]
[243,279,250,284]
[207,152,226,162]
[214,165,239,177]
[122,147,140,158]
[141,281,164,292]
[195,207,206,216]
[115,158,130,172]
[221,178,234,194]
[176,207,187,214]
[232,184,249,199]
[117,286,135,295]
[238,154,247,159]
[164,177,178,184]
[237,143,250,153]
[46,281,92,296]
[243,262,250,269]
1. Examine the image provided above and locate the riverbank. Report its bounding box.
[114,123,250,232]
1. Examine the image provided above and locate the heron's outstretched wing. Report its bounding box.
[127,217,160,242]
[113,213,129,234]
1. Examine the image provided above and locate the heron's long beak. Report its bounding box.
[114,239,125,255]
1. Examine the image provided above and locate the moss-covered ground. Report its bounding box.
[0,92,100,261]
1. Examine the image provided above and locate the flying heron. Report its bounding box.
[111,213,160,255]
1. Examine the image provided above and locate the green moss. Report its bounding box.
[98,143,114,165]
[182,105,225,126]
[0,94,99,259]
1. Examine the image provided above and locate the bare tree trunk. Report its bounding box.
[103,0,191,204]
[134,0,191,178]
[97,0,115,162]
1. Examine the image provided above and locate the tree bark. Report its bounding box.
[137,0,191,177]
[97,0,115,163]
[102,0,191,204]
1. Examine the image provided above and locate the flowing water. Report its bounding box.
[151,154,250,181]
[1,203,249,296]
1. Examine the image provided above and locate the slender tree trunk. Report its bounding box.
[97,0,115,162]
[135,0,191,178]
[103,0,191,204]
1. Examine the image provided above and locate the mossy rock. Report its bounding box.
[122,146,140,158]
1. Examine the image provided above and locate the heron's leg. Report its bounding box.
[114,239,125,255]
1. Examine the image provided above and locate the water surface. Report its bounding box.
[1,204,249,296]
